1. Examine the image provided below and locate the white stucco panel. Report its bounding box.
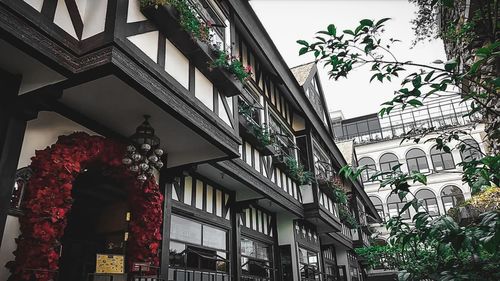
[23,0,43,12]
[165,39,189,89]
[127,0,147,23]
[218,93,232,128]
[54,0,78,39]
[194,68,214,111]
[81,0,108,40]
[127,31,159,63]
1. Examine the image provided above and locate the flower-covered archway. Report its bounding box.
[6,132,164,281]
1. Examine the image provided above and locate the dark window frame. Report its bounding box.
[430,146,455,171]
[405,148,429,173]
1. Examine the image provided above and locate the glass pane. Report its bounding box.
[203,225,226,250]
[171,215,202,244]
[241,237,256,257]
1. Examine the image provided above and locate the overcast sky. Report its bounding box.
[249,0,447,119]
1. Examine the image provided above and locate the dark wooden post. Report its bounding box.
[159,171,173,281]
[0,71,27,249]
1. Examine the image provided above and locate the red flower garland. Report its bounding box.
[6,132,163,281]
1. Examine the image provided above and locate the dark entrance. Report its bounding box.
[58,170,129,281]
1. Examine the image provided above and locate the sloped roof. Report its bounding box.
[335,139,355,166]
[290,62,315,86]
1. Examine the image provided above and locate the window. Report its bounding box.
[415,189,439,216]
[441,186,465,212]
[269,111,295,158]
[387,193,410,219]
[298,247,320,281]
[380,153,400,176]
[169,215,229,273]
[241,237,273,280]
[430,146,455,171]
[358,157,377,182]
[405,148,429,173]
[369,196,385,221]
[460,139,482,162]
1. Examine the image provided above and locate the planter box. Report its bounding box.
[272,154,289,171]
[238,115,276,156]
[141,5,245,97]
[300,184,314,204]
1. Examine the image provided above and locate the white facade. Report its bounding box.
[356,123,484,237]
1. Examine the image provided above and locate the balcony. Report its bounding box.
[352,228,370,248]
[301,184,342,233]
[141,1,245,97]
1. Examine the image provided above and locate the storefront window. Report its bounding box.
[241,237,273,281]
[299,247,320,281]
[169,215,229,278]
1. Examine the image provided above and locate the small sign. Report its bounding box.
[96,254,125,274]
[132,262,151,272]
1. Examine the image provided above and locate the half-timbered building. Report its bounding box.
[0,1,380,281]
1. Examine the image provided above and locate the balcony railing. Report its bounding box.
[340,223,352,240]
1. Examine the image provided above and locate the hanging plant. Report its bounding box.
[211,50,252,82]
[283,156,313,185]
[141,0,212,43]
[6,133,163,281]
[339,204,359,229]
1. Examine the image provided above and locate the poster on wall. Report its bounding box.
[96,254,125,274]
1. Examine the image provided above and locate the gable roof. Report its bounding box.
[335,140,355,166]
[290,62,315,86]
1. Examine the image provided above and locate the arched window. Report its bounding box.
[406,148,429,173]
[430,146,455,171]
[380,153,400,178]
[441,186,465,212]
[359,157,377,182]
[415,189,439,216]
[460,139,482,162]
[369,196,385,221]
[387,193,410,219]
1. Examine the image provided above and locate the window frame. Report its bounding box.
[430,146,455,171]
[415,189,440,216]
[405,148,430,173]
[358,157,377,182]
[441,185,465,212]
[386,194,410,219]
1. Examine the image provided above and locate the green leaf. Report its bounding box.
[407,99,423,107]
[412,75,422,88]
[375,18,391,26]
[299,47,308,56]
[327,24,337,36]
[444,58,458,72]
[343,29,355,36]
[297,40,309,47]
[360,19,373,27]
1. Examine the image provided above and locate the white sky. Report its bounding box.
[249,0,447,119]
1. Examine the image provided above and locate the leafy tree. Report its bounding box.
[299,0,499,280]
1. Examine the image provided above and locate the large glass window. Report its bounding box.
[369,196,385,221]
[441,186,465,212]
[169,215,229,275]
[298,247,320,281]
[415,189,440,216]
[430,146,455,171]
[460,139,482,162]
[358,157,377,182]
[406,148,429,173]
[387,194,410,219]
[380,153,400,177]
[241,237,273,281]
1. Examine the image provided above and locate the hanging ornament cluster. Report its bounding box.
[122,115,165,181]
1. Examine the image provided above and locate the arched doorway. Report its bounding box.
[58,170,129,281]
[7,133,163,281]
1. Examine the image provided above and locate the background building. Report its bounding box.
[0,1,378,281]
[332,97,485,279]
